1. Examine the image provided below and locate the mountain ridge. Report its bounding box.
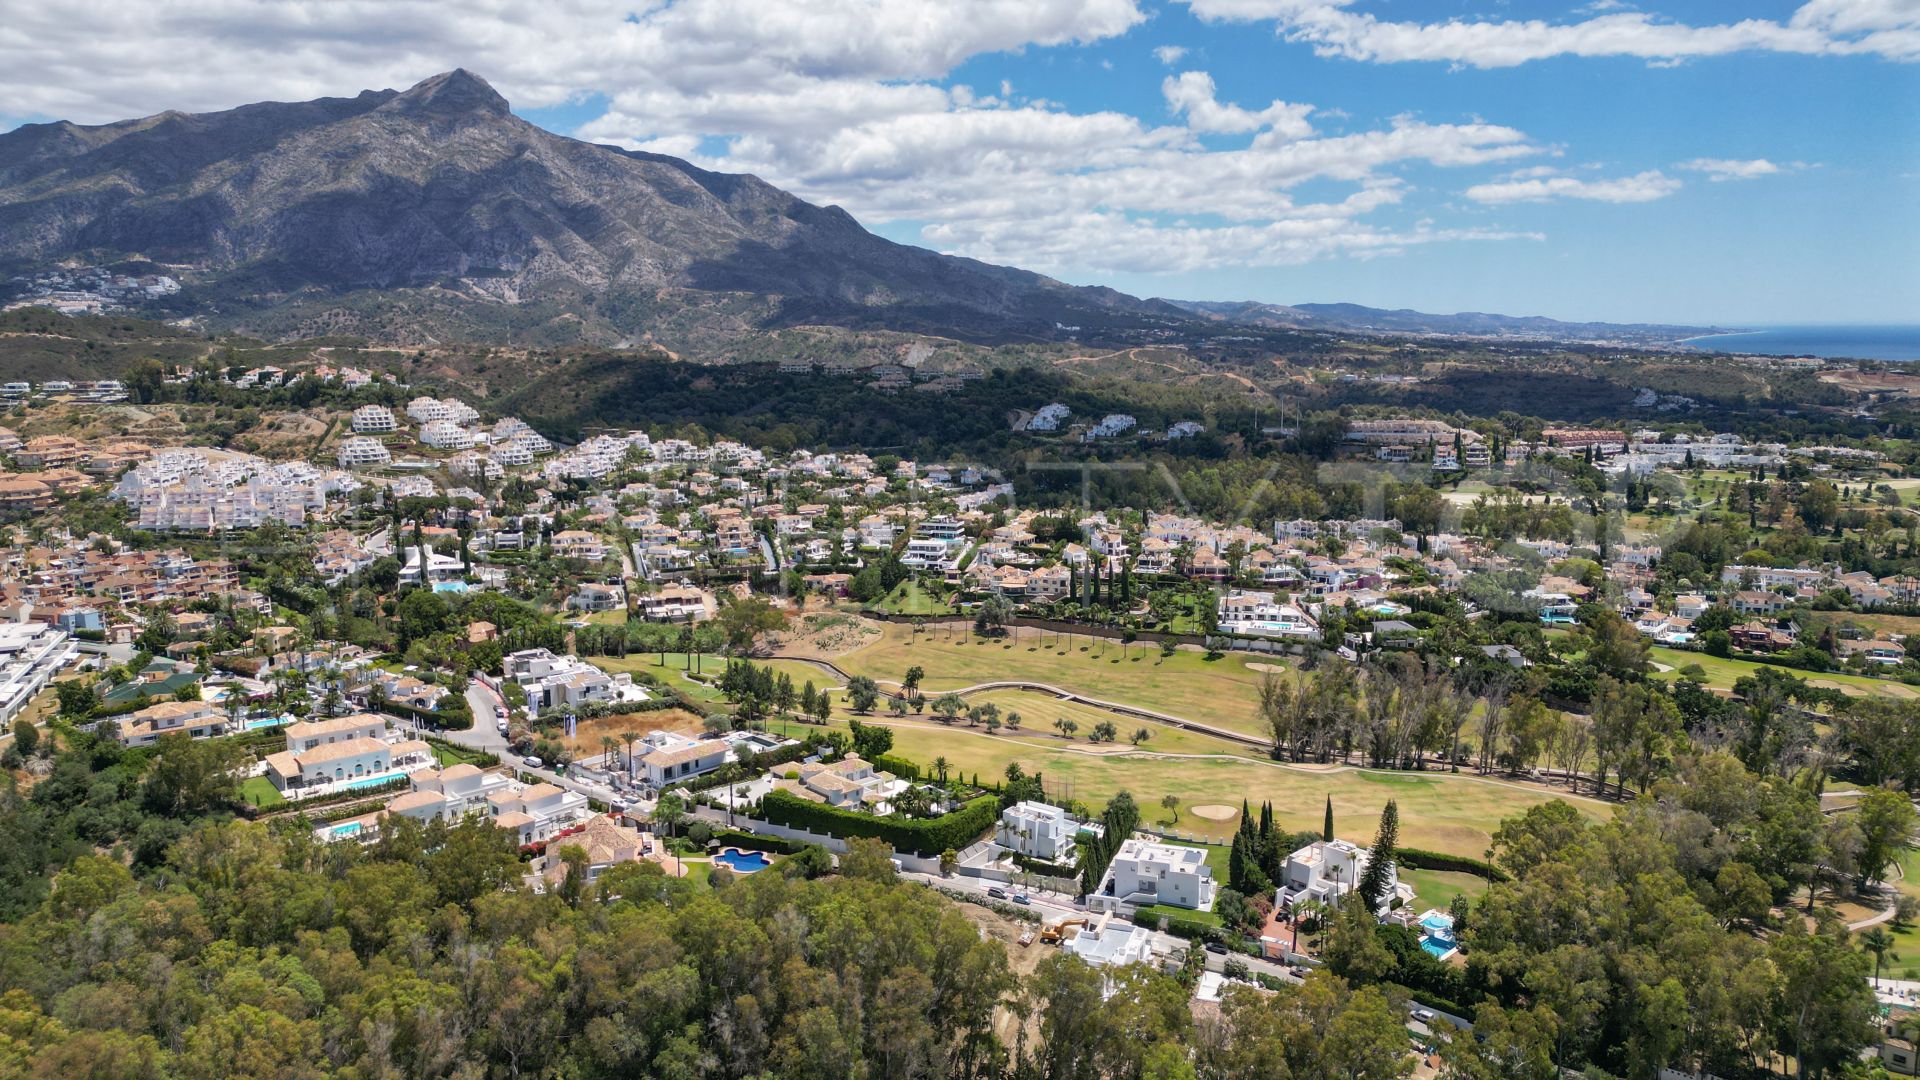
[0,70,1186,348]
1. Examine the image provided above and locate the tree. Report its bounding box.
[1161,794,1180,825]
[847,718,893,760]
[1356,800,1399,913]
[717,594,786,656]
[902,665,925,700]
[1323,795,1335,842]
[846,675,880,713]
[1863,926,1895,988]
[839,836,898,883]
[1854,787,1917,887]
[939,848,958,877]
[141,734,248,815]
[652,792,685,837]
[10,719,38,758]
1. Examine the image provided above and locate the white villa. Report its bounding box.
[997,801,1078,862]
[1216,590,1320,639]
[634,732,731,787]
[1274,838,1414,915]
[486,782,591,846]
[262,727,432,794]
[1090,837,1217,913]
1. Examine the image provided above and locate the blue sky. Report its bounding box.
[5,0,1917,326]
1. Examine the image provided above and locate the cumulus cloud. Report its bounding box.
[1179,0,1920,67]
[1678,157,1784,180]
[1161,71,1314,137]
[0,0,1571,276]
[1465,169,1683,204]
[1153,44,1189,64]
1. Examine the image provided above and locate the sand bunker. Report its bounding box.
[1190,804,1239,821]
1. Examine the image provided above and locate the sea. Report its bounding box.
[1680,325,1920,362]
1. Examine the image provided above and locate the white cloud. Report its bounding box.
[1153,44,1189,64]
[1178,0,1920,67]
[1161,71,1314,137]
[0,0,1575,277]
[1678,157,1783,180]
[1465,169,1683,204]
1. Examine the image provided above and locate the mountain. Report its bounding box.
[1165,298,1727,344]
[0,70,1183,348]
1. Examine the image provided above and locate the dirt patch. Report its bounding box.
[955,902,1048,1048]
[1245,663,1290,675]
[558,708,708,759]
[775,612,881,659]
[1190,803,1239,822]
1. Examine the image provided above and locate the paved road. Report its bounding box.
[440,679,624,807]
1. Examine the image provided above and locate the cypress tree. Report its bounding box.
[1323,795,1335,842]
[1357,800,1400,913]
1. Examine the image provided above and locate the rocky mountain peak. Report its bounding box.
[381,69,511,120]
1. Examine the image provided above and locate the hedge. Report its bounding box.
[871,753,921,780]
[758,789,998,855]
[1397,847,1509,883]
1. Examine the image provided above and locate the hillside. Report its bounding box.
[0,71,1186,353]
[1168,298,1726,345]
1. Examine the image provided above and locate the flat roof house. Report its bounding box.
[1090,837,1217,913]
[997,800,1078,863]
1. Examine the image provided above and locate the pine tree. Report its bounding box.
[1356,800,1400,913]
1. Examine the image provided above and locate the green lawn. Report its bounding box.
[768,712,1608,860]
[1136,903,1221,926]
[1872,848,1920,980]
[833,621,1288,737]
[1649,646,1918,700]
[877,579,957,616]
[431,742,491,768]
[240,776,285,808]
[1399,867,1490,913]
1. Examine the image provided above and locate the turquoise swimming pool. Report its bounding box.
[343,770,406,790]
[714,848,772,874]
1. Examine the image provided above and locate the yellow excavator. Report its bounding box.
[1040,916,1089,945]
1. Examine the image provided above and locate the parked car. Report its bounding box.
[1203,941,1227,955]
[986,887,1008,900]
[1011,893,1032,905]
[1411,1008,1435,1023]
[523,756,544,769]
[494,706,507,719]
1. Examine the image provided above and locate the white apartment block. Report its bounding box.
[351,404,397,433]
[1090,837,1217,912]
[337,437,392,469]
[406,396,452,424]
[419,419,477,450]
[0,621,75,725]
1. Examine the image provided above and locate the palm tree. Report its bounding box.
[932,756,951,784]
[620,730,641,781]
[601,735,618,770]
[1865,926,1895,988]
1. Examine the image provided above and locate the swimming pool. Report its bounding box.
[331,822,364,838]
[1419,912,1454,934]
[342,770,406,790]
[1420,936,1456,959]
[714,848,773,874]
